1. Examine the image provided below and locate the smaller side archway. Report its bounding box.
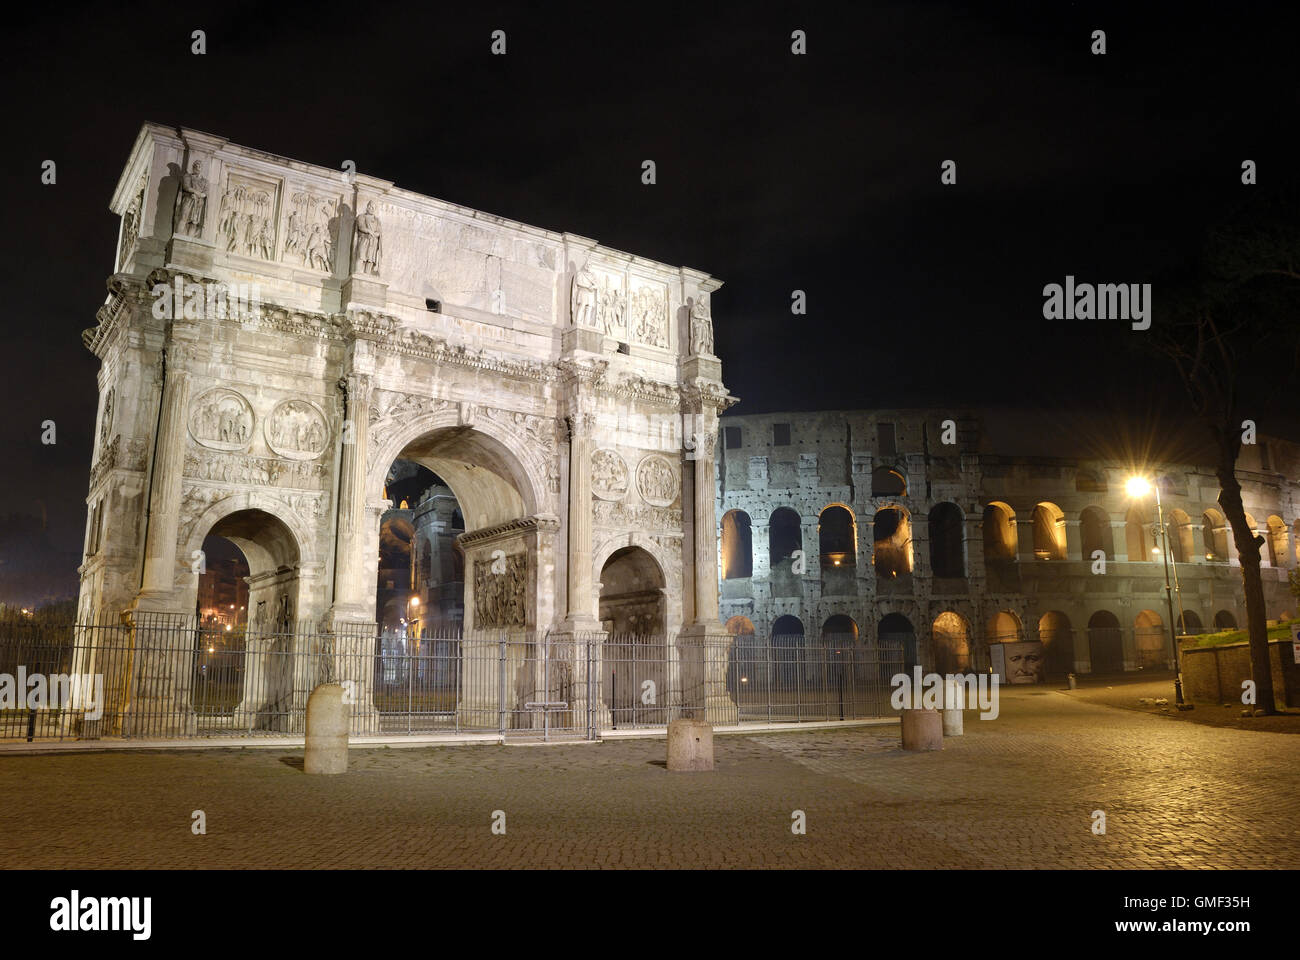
[720,509,753,580]
[1086,610,1123,673]
[873,506,913,578]
[1032,502,1067,560]
[1079,506,1114,561]
[982,501,1017,562]
[1038,610,1074,678]
[931,611,971,674]
[1202,509,1229,560]
[1266,516,1288,567]
[928,502,965,578]
[1134,609,1166,668]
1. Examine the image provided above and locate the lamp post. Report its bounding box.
[1126,476,1185,704]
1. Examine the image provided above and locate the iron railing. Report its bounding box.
[0,614,903,742]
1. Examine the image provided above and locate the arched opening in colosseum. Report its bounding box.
[770,614,806,691]
[720,509,753,579]
[725,616,757,707]
[1167,509,1194,563]
[1267,516,1288,567]
[768,506,803,597]
[988,610,1022,645]
[871,465,907,497]
[1134,609,1166,668]
[982,501,1017,562]
[1079,506,1113,560]
[1032,502,1067,560]
[194,508,302,728]
[931,611,971,674]
[1126,505,1149,560]
[1214,609,1237,630]
[1202,509,1228,560]
[878,613,917,668]
[822,614,859,644]
[1086,610,1124,673]
[1038,610,1074,678]
[872,507,913,578]
[1177,610,1203,635]
[818,505,856,570]
[928,502,965,578]
[1293,520,1300,564]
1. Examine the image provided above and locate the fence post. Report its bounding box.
[498,633,507,736]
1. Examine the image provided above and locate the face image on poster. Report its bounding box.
[1003,641,1046,684]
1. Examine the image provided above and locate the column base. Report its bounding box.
[678,623,738,725]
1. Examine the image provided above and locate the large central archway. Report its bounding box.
[367,415,548,633]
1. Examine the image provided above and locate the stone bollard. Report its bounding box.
[900,708,943,751]
[304,683,348,775]
[1068,673,1077,690]
[941,704,964,737]
[667,717,714,771]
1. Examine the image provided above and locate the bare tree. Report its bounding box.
[1147,189,1300,714]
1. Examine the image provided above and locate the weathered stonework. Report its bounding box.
[717,409,1300,677]
[77,125,734,654]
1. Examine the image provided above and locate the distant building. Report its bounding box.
[716,409,1299,676]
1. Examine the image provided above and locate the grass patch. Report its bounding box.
[1187,619,1299,648]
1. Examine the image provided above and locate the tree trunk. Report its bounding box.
[1216,456,1276,714]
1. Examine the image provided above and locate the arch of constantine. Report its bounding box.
[76,124,735,733]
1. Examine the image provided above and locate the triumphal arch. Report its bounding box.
[76,124,734,731]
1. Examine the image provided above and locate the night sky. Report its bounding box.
[4,1,1299,603]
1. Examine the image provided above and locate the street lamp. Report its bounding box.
[1127,474,1185,705]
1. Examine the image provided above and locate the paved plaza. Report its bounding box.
[2,687,1297,869]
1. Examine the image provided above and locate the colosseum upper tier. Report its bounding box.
[714,408,1300,678]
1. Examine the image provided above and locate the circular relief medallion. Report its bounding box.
[265,399,330,461]
[188,388,254,451]
[591,448,629,501]
[636,454,678,507]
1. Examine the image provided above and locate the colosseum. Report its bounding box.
[714,409,1300,679]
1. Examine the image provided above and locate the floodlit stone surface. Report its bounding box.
[716,410,1300,679]
[304,683,348,775]
[900,708,942,751]
[76,125,738,730]
[666,718,714,771]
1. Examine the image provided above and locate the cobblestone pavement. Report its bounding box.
[1,688,1297,869]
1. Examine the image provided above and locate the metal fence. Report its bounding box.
[0,614,901,743]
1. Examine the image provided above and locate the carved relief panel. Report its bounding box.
[591,449,629,501]
[636,454,678,507]
[628,278,668,348]
[473,554,527,629]
[265,399,330,461]
[283,191,339,272]
[189,388,254,451]
[218,172,281,260]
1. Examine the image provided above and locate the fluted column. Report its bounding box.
[692,430,720,625]
[332,372,372,614]
[140,352,192,597]
[566,413,596,621]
